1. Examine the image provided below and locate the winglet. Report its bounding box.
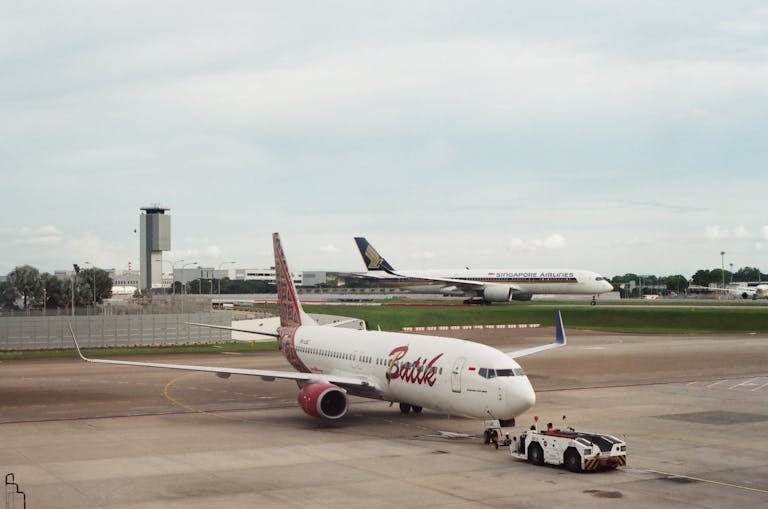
[554,309,566,346]
[69,323,90,362]
[504,309,567,359]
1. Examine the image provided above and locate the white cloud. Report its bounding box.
[706,225,759,241]
[612,236,647,247]
[409,251,435,261]
[318,243,340,253]
[761,226,768,240]
[706,225,727,240]
[733,225,751,238]
[508,234,566,251]
[14,225,64,246]
[206,245,223,258]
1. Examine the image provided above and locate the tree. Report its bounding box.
[0,280,19,310]
[7,265,42,310]
[663,275,689,293]
[62,275,95,308]
[40,272,65,309]
[733,266,764,282]
[690,269,712,287]
[79,268,113,304]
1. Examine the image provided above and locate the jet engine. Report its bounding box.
[510,292,533,301]
[297,382,349,419]
[482,285,514,302]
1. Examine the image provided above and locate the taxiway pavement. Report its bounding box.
[2,329,767,508]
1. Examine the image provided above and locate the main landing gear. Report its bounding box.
[399,402,423,414]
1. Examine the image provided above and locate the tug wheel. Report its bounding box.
[564,449,582,472]
[528,443,544,465]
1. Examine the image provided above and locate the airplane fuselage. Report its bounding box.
[363,268,612,296]
[281,325,536,420]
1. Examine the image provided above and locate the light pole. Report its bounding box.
[720,251,726,298]
[180,261,198,314]
[85,261,96,310]
[217,261,236,294]
[71,263,81,317]
[729,263,734,284]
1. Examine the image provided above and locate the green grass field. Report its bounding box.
[2,301,765,360]
[305,302,768,334]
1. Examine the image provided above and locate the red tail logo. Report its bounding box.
[273,233,303,328]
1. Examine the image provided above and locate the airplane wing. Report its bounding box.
[186,321,279,340]
[395,273,522,292]
[505,310,566,358]
[69,324,376,388]
[187,317,363,340]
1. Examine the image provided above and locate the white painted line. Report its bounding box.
[706,380,728,388]
[728,378,759,390]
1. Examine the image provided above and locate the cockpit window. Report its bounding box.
[478,367,525,378]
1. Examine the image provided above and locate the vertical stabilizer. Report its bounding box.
[354,237,395,272]
[273,233,316,328]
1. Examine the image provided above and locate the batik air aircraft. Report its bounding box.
[71,233,566,427]
[354,237,613,303]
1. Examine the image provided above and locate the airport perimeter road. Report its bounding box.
[1,331,767,508]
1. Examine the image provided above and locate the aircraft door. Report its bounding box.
[451,357,466,393]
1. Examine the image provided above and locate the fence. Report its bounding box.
[0,312,243,350]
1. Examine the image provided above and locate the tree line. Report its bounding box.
[0,265,113,311]
[3,263,766,309]
[610,266,767,297]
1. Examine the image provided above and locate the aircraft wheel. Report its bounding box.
[564,449,582,472]
[399,402,412,414]
[528,443,544,465]
[411,405,423,413]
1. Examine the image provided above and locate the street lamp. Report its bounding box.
[729,263,734,284]
[85,261,96,310]
[720,251,726,293]
[217,261,236,294]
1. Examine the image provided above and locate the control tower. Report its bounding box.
[139,205,171,292]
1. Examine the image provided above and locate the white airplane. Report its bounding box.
[353,237,614,303]
[71,233,567,431]
[720,283,768,300]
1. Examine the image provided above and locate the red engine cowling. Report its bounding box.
[297,382,349,419]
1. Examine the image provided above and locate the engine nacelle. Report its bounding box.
[297,382,349,420]
[483,285,514,302]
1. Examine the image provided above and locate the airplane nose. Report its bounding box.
[509,380,536,415]
[522,381,536,409]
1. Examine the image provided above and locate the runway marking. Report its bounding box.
[162,376,205,414]
[706,380,729,388]
[752,381,768,392]
[728,378,759,390]
[647,469,768,494]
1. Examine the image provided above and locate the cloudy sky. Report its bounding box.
[2,1,767,278]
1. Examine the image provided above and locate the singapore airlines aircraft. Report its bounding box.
[72,233,566,431]
[354,237,614,303]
